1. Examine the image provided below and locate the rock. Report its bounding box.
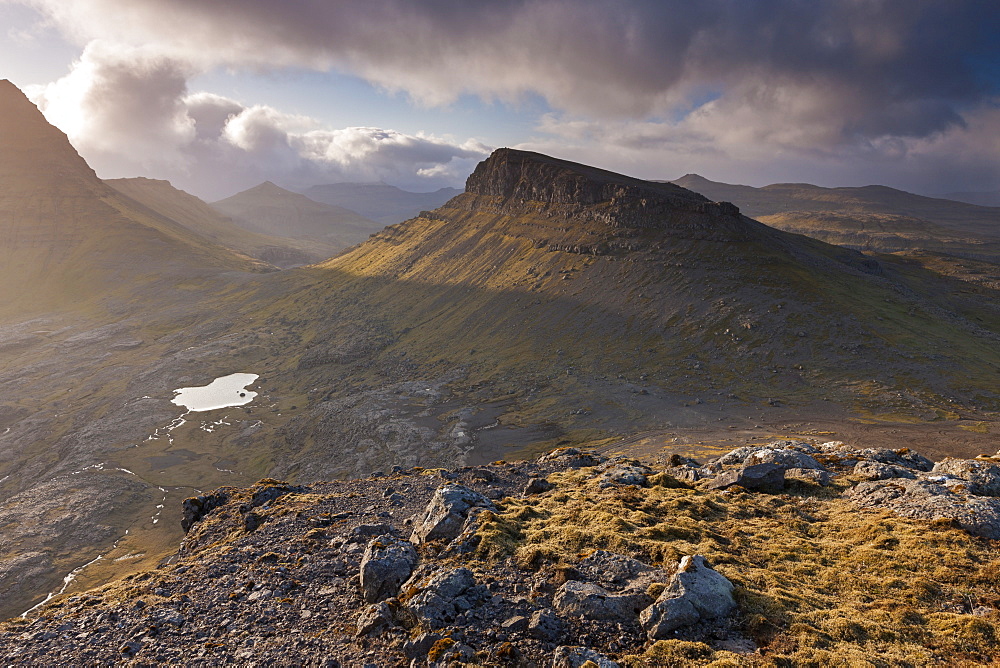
[932,459,1000,496]
[410,485,496,545]
[552,645,621,668]
[523,477,555,496]
[575,550,657,589]
[553,581,648,621]
[441,506,491,557]
[528,608,565,642]
[854,461,917,481]
[355,602,394,637]
[848,477,1000,539]
[180,492,228,532]
[640,555,736,639]
[717,444,825,471]
[538,448,605,468]
[502,615,529,632]
[349,524,395,543]
[704,463,785,493]
[359,535,417,603]
[596,460,651,488]
[403,568,484,628]
[785,468,832,486]
[403,632,443,659]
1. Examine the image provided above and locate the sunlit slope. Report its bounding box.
[252,149,1000,414]
[673,174,1000,261]
[0,80,264,317]
[212,182,384,252]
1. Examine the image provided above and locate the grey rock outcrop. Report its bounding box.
[402,567,486,629]
[528,608,565,642]
[640,555,736,639]
[932,458,1000,496]
[785,467,831,486]
[355,601,395,637]
[853,461,917,481]
[848,477,1000,539]
[359,535,417,602]
[553,581,649,622]
[717,443,825,471]
[596,460,651,488]
[410,484,495,545]
[705,463,785,493]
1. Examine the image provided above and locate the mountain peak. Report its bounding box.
[0,80,98,186]
[466,148,707,207]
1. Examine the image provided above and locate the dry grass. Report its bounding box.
[475,469,1000,665]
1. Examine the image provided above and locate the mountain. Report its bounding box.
[226,148,1000,485]
[211,182,384,255]
[2,144,999,622]
[671,174,1000,262]
[302,182,462,225]
[106,178,328,267]
[0,80,265,318]
[940,190,1000,207]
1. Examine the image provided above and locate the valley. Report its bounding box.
[0,80,999,654]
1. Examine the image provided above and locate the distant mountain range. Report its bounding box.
[212,182,385,259]
[107,178,327,268]
[302,182,462,225]
[671,174,1000,262]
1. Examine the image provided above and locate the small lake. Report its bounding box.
[171,373,259,412]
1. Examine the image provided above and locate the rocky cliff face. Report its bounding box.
[461,148,749,243]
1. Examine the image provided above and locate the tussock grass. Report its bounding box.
[475,469,1000,665]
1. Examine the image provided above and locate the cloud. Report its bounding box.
[16,0,1000,193]
[25,43,489,199]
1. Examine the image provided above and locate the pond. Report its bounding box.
[171,373,259,412]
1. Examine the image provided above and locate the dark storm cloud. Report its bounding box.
[27,0,1000,145]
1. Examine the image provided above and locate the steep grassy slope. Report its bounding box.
[107,178,327,267]
[0,80,266,318]
[212,181,384,252]
[673,174,1000,261]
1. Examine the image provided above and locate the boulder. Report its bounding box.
[704,463,785,493]
[528,608,565,642]
[596,461,651,488]
[403,567,486,628]
[853,461,917,481]
[575,550,659,589]
[523,477,555,495]
[717,444,825,471]
[355,602,394,637]
[785,468,831,486]
[848,477,1000,539]
[552,645,621,668]
[932,459,1000,496]
[553,581,648,622]
[359,535,417,603]
[410,484,496,545]
[640,555,736,639]
[538,448,605,468]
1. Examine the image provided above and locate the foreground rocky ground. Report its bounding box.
[3,439,1000,666]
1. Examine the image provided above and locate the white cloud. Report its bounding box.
[23,44,489,198]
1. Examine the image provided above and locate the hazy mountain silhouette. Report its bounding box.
[302,182,462,225]
[212,182,384,256]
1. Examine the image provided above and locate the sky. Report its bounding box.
[1,0,999,201]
